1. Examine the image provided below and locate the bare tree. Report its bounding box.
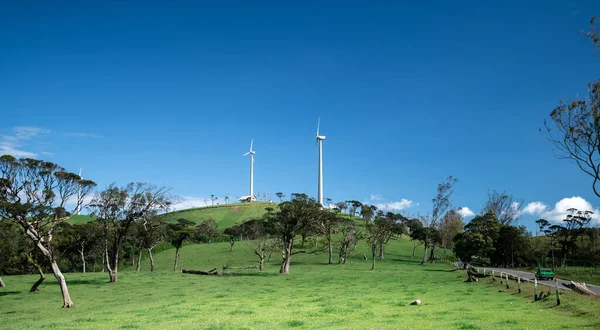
[0,155,96,307]
[482,190,523,225]
[422,176,457,265]
[89,183,171,282]
[251,238,277,270]
[542,18,600,198]
[210,194,218,206]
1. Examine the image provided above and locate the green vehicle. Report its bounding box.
[535,268,554,280]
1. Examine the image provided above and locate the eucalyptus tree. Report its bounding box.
[266,193,321,274]
[0,155,96,307]
[89,182,171,282]
[422,176,457,265]
[168,218,195,271]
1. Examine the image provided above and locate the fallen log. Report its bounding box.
[181,268,219,275]
[562,281,598,297]
[222,265,259,271]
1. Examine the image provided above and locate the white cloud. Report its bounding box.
[1,126,51,158]
[523,201,547,215]
[522,197,600,224]
[369,194,382,201]
[458,207,475,218]
[374,198,413,211]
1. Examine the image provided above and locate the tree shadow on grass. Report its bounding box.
[67,279,108,286]
[423,269,458,272]
[220,272,279,277]
[0,291,21,297]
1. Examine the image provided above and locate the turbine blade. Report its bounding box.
[317,117,320,136]
[250,139,253,151]
[244,152,250,156]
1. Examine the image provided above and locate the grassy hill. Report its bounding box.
[67,202,277,230]
[1,238,599,329]
[162,202,276,229]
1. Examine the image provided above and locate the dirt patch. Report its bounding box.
[230,206,241,213]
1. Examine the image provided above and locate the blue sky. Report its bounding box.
[2,0,600,232]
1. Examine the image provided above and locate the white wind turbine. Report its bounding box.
[243,139,256,201]
[316,117,326,206]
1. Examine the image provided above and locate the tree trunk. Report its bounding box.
[101,254,105,272]
[429,245,435,263]
[421,243,428,265]
[328,235,333,264]
[280,239,293,274]
[412,243,417,258]
[0,277,5,288]
[371,244,376,270]
[259,257,264,271]
[267,250,273,262]
[174,247,180,272]
[300,234,306,247]
[147,248,155,272]
[79,244,86,273]
[30,262,46,292]
[50,260,73,307]
[24,226,73,307]
[229,239,234,252]
[106,246,118,282]
[136,248,143,272]
[379,242,385,260]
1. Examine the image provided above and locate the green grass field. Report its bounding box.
[1,238,599,329]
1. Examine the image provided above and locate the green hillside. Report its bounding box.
[162,202,277,229]
[2,238,599,329]
[66,202,277,230]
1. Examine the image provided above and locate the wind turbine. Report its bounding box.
[316,117,326,206]
[243,139,256,201]
[76,168,82,215]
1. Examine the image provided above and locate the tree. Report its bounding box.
[167,218,195,271]
[482,190,523,225]
[137,215,166,272]
[453,231,494,267]
[407,218,425,258]
[195,218,219,242]
[251,238,277,270]
[266,193,321,274]
[360,204,375,224]
[543,18,600,198]
[337,219,360,263]
[224,194,230,204]
[492,224,530,268]
[536,209,592,267]
[210,194,218,206]
[438,209,464,255]
[276,192,285,203]
[89,182,171,282]
[71,221,103,273]
[317,210,342,264]
[422,176,457,265]
[0,155,96,307]
[346,200,362,217]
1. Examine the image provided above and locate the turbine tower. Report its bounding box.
[76,168,82,215]
[316,117,326,206]
[243,139,256,201]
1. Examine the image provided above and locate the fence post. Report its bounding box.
[518,276,521,293]
[492,270,495,281]
[506,273,509,289]
[534,278,538,301]
[555,278,560,306]
[500,272,503,284]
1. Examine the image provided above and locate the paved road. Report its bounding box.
[474,267,600,295]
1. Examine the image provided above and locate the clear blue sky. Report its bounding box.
[2,0,600,232]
